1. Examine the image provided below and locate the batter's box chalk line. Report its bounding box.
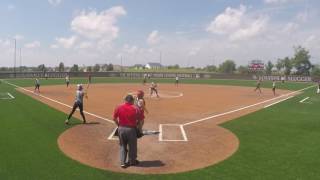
[107,127,160,141]
[159,124,188,142]
[0,92,15,100]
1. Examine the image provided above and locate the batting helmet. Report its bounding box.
[137,90,144,98]
[77,84,83,90]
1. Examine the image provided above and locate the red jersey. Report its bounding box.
[113,102,141,127]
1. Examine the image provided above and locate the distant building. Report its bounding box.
[133,64,144,70]
[145,62,162,70]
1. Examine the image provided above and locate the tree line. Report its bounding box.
[205,46,316,76]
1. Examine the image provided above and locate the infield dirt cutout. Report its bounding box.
[19,83,293,174]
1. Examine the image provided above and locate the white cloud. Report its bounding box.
[206,5,246,34]
[207,5,268,41]
[13,34,24,41]
[71,6,126,40]
[0,39,11,47]
[147,30,161,45]
[264,0,300,4]
[230,16,268,41]
[24,41,41,48]
[52,35,77,49]
[75,42,93,49]
[7,4,15,11]
[48,0,62,6]
[188,47,200,56]
[296,11,308,22]
[282,22,299,33]
[123,44,139,54]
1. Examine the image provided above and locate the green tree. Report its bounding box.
[70,64,79,72]
[37,64,46,72]
[311,65,320,77]
[93,64,100,72]
[265,61,274,75]
[237,65,248,75]
[276,59,284,72]
[86,66,92,72]
[58,62,64,72]
[205,65,217,72]
[292,46,312,75]
[107,64,114,71]
[283,57,293,75]
[219,60,236,74]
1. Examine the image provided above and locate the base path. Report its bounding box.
[18,83,294,174]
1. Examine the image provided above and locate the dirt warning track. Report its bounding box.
[18,83,293,174]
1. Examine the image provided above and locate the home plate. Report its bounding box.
[143,129,160,135]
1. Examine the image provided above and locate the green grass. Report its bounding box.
[0,78,318,179]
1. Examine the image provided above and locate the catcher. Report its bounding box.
[135,90,148,136]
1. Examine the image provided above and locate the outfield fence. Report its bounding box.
[0,71,313,82]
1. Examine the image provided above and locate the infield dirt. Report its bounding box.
[19,83,292,174]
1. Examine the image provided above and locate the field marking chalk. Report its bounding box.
[0,92,15,100]
[264,96,293,108]
[158,124,188,142]
[183,85,315,126]
[299,97,310,103]
[7,93,15,99]
[3,80,114,124]
[107,127,118,141]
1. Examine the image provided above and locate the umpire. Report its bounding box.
[113,94,141,168]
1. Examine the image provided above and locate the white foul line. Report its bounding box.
[183,85,315,126]
[264,96,293,108]
[158,124,163,141]
[299,97,310,103]
[3,80,115,124]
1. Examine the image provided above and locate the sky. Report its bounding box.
[0,0,320,68]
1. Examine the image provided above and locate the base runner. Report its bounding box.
[65,84,87,124]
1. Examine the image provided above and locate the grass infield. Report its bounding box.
[0,78,319,179]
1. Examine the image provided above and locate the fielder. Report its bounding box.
[65,75,70,87]
[150,82,159,98]
[175,76,179,86]
[34,78,40,93]
[88,74,92,84]
[142,74,147,85]
[272,80,276,96]
[317,81,320,94]
[65,84,87,124]
[254,79,262,94]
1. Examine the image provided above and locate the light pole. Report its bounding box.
[13,39,16,78]
[19,47,22,72]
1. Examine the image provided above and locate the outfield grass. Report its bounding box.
[0,78,318,179]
